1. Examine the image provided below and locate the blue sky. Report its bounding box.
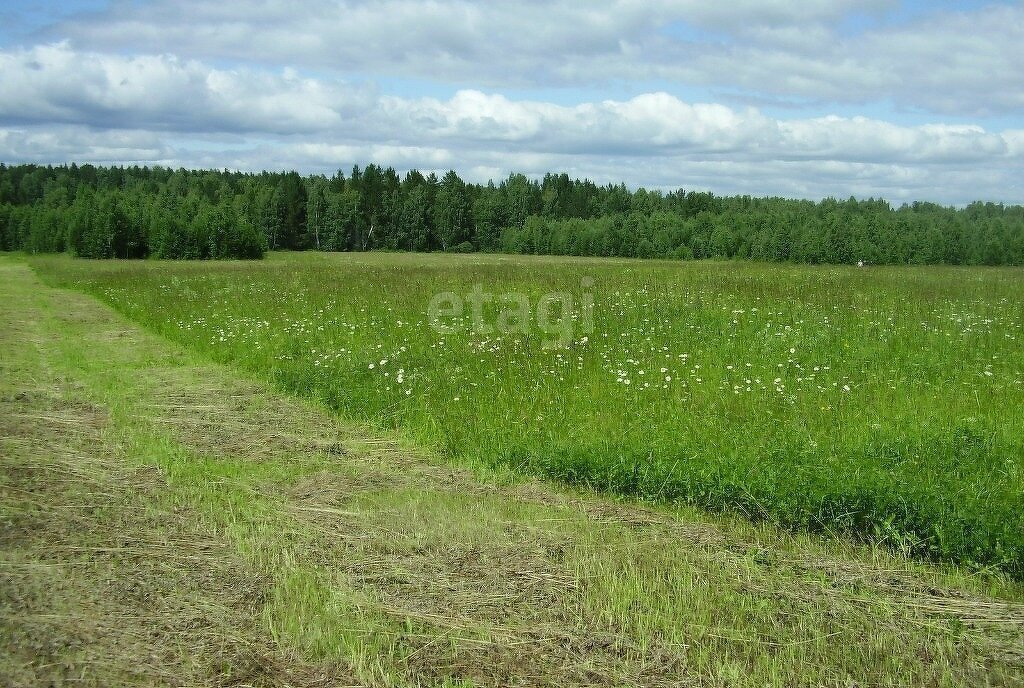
[0,0,1021,203]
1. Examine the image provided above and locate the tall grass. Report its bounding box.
[34,252,1024,577]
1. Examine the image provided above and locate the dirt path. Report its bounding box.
[2,257,1022,687]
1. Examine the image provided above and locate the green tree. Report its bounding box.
[434,170,471,251]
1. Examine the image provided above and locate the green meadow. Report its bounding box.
[33,252,1024,577]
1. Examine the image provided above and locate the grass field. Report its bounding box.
[5,253,1024,685]
[31,252,1024,579]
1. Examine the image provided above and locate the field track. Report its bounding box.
[2,255,1023,686]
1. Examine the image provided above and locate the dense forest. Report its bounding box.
[1,162,1022,264]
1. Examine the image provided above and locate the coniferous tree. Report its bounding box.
[434,170,471,252]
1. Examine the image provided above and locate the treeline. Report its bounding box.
[2,162,1023,264]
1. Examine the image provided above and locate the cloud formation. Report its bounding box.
[1,45,1019,161]
[43,0,1024,116]
[1,2,1022,204]
[0,44,378,134]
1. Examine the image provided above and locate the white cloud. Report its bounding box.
[0,126,171,164]
[0,43,377,135]
[4,46,1018,164]
[40,0,1024,117]
[776,118,1009,164]
[668,0,895,29]
[683,4,1024,116]
[1,41,1021,204]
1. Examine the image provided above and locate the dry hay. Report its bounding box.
[0,380,362,687]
